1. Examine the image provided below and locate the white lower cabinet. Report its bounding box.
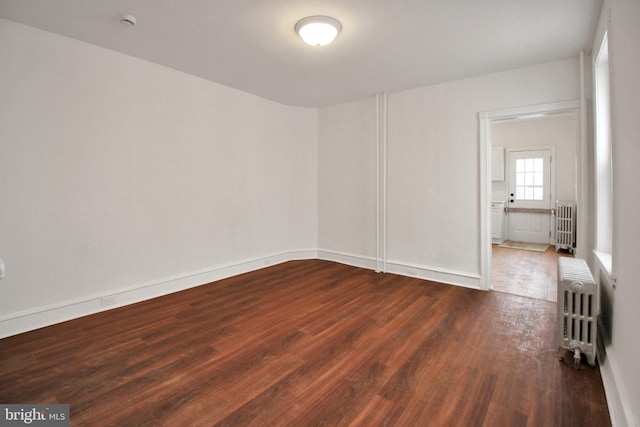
[491,201,506,244]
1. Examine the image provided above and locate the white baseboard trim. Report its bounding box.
[316,250,481,290]
[316,249,377,271]
[598,337,640,427]
[384,259,482,290]
[0,249,318,339]
[1,250,482,339]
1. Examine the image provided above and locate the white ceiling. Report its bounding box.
[0,0,602,107]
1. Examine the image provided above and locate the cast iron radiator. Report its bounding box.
[555,200,575,253]
[557,257,597,368]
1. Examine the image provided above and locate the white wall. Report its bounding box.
[0,19,318,335]
[318,98,377,262]
[592,1,640,425]
[1,10,636,426]
[491,112,578,203]
[319,58,581,286]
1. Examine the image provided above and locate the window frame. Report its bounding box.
[593,17,614,276]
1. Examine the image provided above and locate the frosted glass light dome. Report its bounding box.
[295,16,342,46]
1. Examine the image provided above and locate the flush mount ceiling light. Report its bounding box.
[295,16,342,47]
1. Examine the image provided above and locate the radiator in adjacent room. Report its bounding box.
[555,200,575,253]
[557,257,597,368]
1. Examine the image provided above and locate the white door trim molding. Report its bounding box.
[478,100,580,291]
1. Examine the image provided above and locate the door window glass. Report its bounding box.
[515,157,544,200]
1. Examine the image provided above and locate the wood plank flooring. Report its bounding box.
[0,260,610,426]
[491,245,574,302]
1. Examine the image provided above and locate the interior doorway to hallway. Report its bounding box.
[479,100,583,292]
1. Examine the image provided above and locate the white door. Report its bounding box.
[507,150,553,244]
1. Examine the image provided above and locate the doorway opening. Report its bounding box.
[479,101,581,294]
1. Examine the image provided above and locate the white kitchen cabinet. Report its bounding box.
[492,146,505,181]
[491,201,506,243]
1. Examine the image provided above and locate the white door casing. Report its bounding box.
[479,100,580,291]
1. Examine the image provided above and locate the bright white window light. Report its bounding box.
[295,16,342,46]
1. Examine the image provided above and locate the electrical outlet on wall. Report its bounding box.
[101,295,117,307]
[0,258,5,280]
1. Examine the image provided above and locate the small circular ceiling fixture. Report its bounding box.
[120,14,137,27]
[295,16,342,47]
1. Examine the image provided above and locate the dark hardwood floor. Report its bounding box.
[0,260,610,426]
